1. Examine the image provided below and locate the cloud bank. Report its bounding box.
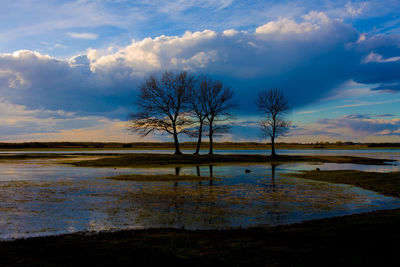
[0,12,399,140]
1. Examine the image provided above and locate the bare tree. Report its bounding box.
[203,78,236,155]
[129,71,193,155]
[186,76,209,155]
[256,88,290,157]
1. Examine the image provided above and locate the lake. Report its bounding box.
[0,149,399,240]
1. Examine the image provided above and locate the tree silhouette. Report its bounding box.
[256,88,290,157]
[203,78,236,155]
[129,71,193,155]
[187,76,208,155]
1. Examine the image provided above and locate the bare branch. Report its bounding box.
[256,88,290,156]
[129,71,193,155]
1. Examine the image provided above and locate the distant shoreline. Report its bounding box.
[0,141,399,151]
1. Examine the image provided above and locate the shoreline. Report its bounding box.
[1,208,400,265]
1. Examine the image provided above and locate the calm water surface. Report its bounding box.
[0,149,399,240]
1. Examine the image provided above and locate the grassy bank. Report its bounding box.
[67,153,393,168]
[1,153,392,167]
[1,208,400,266]
[286,170,400,198]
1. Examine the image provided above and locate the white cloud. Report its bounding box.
[88,16,350,79]
[357,34,366,43]
[222,29,239,37]
[345,2,369,17]
[362,51,400,63]
[89,30,219,74]
[67,32,99,40]
[255,18,318,35]
[302,11,329,23]
[180,50,218,69]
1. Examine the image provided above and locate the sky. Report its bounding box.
[0,0,399,143]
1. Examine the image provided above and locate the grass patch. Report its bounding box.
[0,153,392,166]
[67,154,392,168]
[105,174,216,182]
[286,170,400,197]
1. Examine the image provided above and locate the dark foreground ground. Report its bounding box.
[1,208,400,266]
[1,164,400,266]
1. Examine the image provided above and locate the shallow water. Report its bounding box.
[0,151,399,240]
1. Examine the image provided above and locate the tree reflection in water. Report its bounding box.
[209,165,214,186]
[196,166,201,186]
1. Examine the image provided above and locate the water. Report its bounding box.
[0,149,399,240]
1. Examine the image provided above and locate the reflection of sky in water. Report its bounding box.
[0,155,400,240]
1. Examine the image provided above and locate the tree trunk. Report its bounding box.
[271,136,277,157]
[208,124,213,155]
[173,126,182,155]
[194,122,203,155]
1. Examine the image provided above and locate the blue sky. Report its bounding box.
[0,0,399,142]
